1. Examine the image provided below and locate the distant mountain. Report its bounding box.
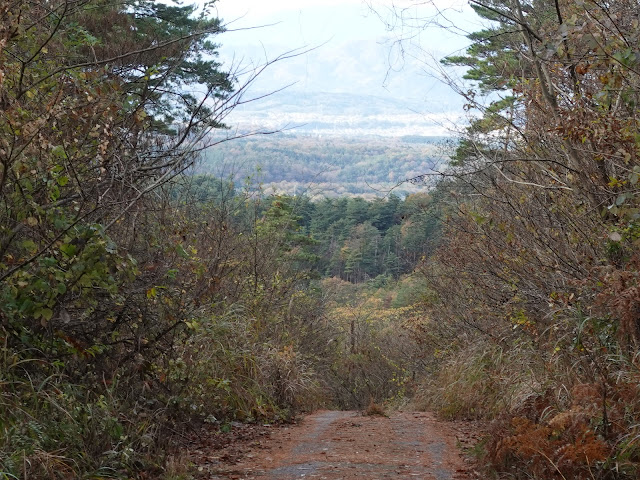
[225,90,466,137]
[219,33,468,137]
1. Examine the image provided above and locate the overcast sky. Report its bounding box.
[196,0,479,135]
[211,0,475,96]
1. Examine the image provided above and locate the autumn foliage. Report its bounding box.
[402,0,640,478]
[0,1,326,478]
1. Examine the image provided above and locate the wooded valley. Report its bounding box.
[2,1,640,479]
[199,134,447,199]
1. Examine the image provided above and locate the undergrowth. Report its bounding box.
[0,347,161,478]
[0,303,329,479]
[415,327,640,479]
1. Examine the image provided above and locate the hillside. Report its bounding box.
[200,133,451,198]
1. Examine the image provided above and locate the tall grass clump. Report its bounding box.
[414,341,546,421]
[411,286,640,479]
[0,342,165,478]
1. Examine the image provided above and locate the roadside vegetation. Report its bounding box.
[0,1,329,477]
[387,1,640,478]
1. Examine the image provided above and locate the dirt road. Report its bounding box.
[198,410,476,480]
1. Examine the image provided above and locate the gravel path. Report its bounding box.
[204,410,473,480]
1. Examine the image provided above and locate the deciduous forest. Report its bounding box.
[2,0,640,479]
[198,134,447,198]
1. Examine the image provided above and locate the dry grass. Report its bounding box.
[364,397,387,417]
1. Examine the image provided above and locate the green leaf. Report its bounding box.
[105,240,117,254]
[22,240,38,253]
[50,185,60,201]
[35,308,54,324]
[60,243,77,258]
[176,244,190,258]
[54,217,68,229]
[166,269,178,279]
[42,256,57,267]
[52,145,67,159]
[78,275,93,287]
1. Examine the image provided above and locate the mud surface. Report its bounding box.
[196,410,476,480]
